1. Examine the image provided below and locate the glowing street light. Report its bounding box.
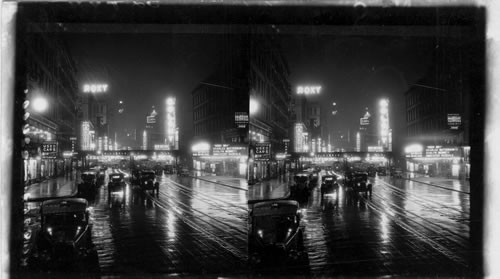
[250,98,259,115]
[32,97,48,113]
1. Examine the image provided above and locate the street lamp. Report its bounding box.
[250,98,260,115]
[32,96,48,113]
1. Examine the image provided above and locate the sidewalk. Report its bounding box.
[24,171,79,201]
[404,173,470,193]
[248,173,292,201]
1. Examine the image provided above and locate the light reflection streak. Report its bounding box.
[167,210,176,239]
[380,213,390,242]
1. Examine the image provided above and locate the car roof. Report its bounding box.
[252,200,299,217]
[41,198,88,214]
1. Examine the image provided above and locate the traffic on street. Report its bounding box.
[248,168,472,277]
[22,167,248,277]
[7,3,485,278]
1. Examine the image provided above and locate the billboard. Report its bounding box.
[235,112,249,128]
[447,113,462,130]
[212,144,246,156]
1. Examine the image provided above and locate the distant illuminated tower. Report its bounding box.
[379,98,390,151]
[166,97,177,149]
[142,130,148,150]
[356,131,361,152]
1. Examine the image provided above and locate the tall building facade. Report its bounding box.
[404,41,471,179]
[23,31,78,184]
[248,27,292,181]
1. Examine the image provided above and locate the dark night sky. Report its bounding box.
[64,28,439,152]
[64,32,224,144]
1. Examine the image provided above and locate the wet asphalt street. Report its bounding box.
[21,169,475,277]
[252,172,474,277]
[90,170,248,276]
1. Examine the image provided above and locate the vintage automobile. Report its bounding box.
[377,166,387,176]
[108,173,126,198]
[320,175,340,200]
[178,167,190,176]
[130,169,142,185]
[77,171,97,196]
[164,164,175,174]
[249,200,304,264]
[345,171,373,199]
[153,164,163,176]
[140,170,160,195]
[290,173,311,202]
[30,198,94,269]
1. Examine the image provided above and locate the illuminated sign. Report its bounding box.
[297,86,322,95]
[255,143,270,154]
[42,141,58,158]
[255,142,271,160]
[166,97,176,148]
[235,112,249,128]
[425,145,459,158]
[147,116,156,124]
[360,117,370,126]
[212,144,246,156]
[447,113,462,130]
[368,146,384,152]
[83,83,108,93]
[379,99,390,147]
[81,121,91,151]
[294,123,305,152]
[154,144,170,150]
[405,144,423,158]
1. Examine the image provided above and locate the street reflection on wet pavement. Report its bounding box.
[251,173,473,277]
[89,171,248,276]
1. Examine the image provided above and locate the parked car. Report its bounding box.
[108,173,126,198]
[30,198,94,269]
[320,175,339,200]
[77,171,97,196]
[345,171,373,199]
[249,200,304,264]
[140,170,159,196]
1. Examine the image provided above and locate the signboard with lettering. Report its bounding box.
[212,144,246,156]
[425,145,459,158]
[255,143,271,160]
[447,113,462,130]
[296,86,322,95]
[42,141,58,158]
[147,116,156,124]
[360,117,370,126]
[368,146,384,152]
[234,112,249,128]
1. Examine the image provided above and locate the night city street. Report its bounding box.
[248,170,472,277]
[1,2,489,278]
[23,169,248,276]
